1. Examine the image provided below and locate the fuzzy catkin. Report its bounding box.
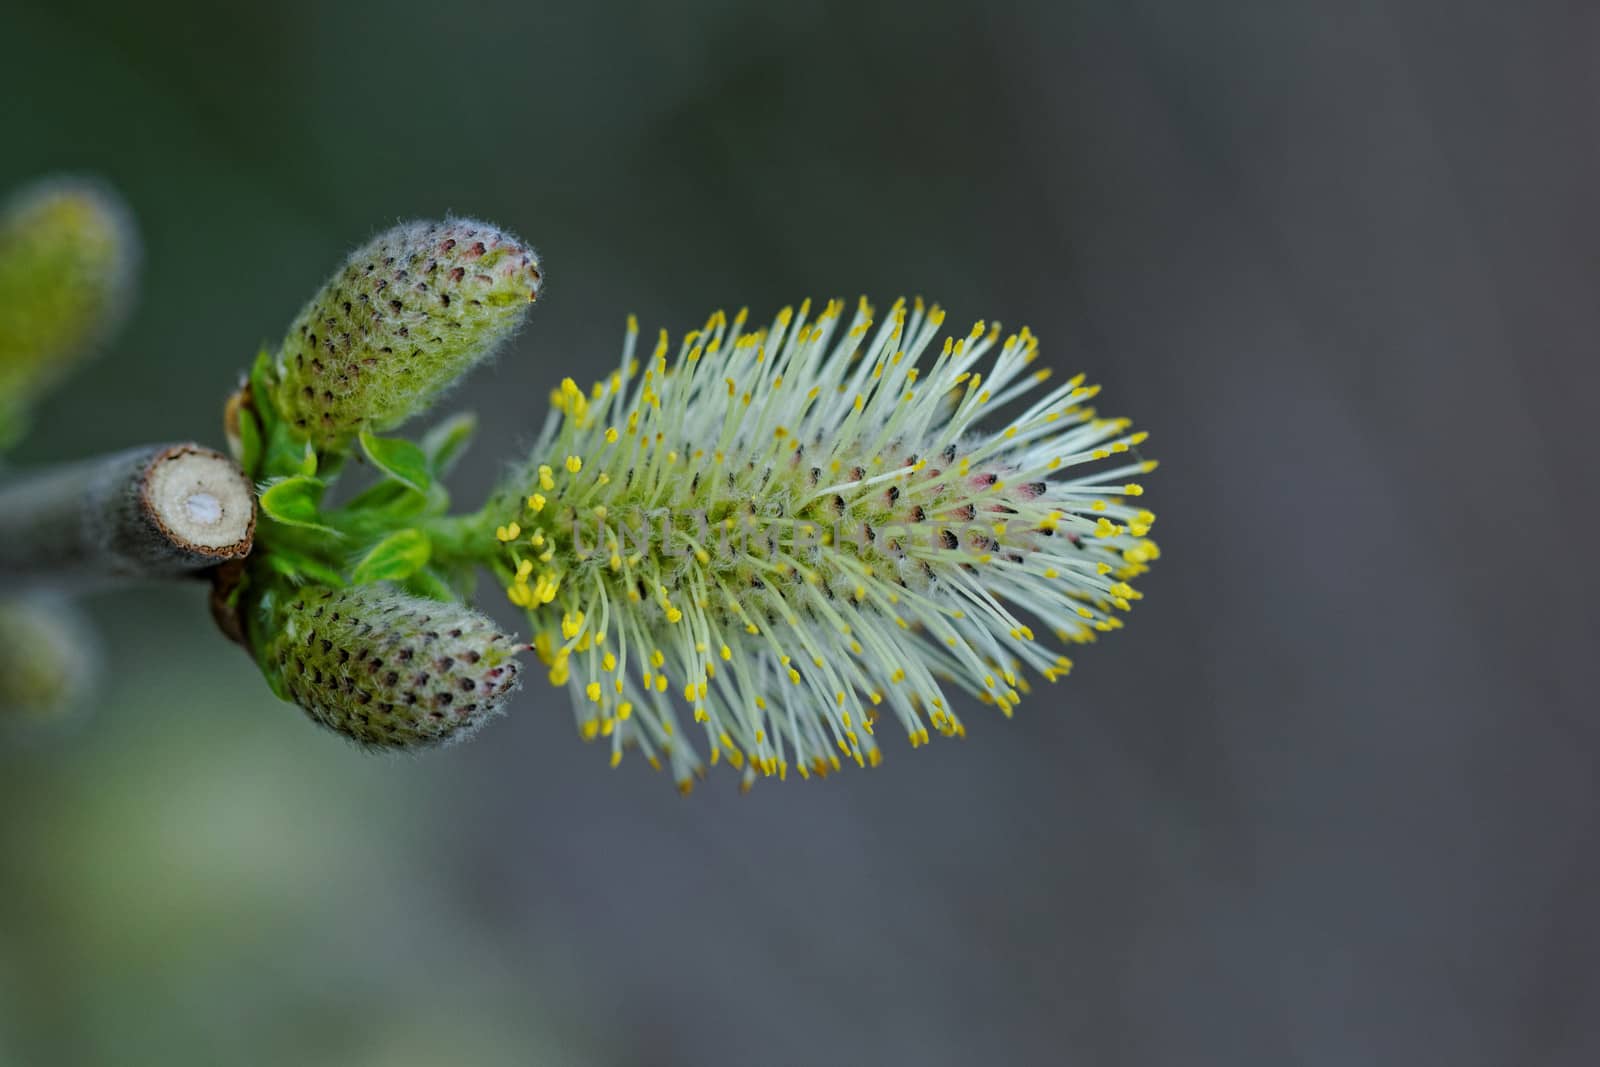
[488,298,1159,789]
[269,218,541,448]
[263,585,523,749]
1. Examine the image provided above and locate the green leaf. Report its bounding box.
[339,478,417,516]
[351,529,432,584]
[261,416,316,480]
[431,559,480,602]
[343,489,426,527]
[250,606,292,701]
[330,477,446,533]
[262,551,347,589]
[234,405,263,477]
[421,412,477,477]
[402,567,459,602]
[248,348,279,429]
[358,430,432,494]
[297,440,318,477]
[258,475,338,533]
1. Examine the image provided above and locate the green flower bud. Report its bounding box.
[270,219,541,449]
[262,584,523,749]
[0,596,100,720]
[0,177,138,446]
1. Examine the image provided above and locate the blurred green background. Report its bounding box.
[3,2,1598,1064]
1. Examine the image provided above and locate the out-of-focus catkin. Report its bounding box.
[0,597,100,721]
[0,177,138,445]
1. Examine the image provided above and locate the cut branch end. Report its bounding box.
[139,445,254,563]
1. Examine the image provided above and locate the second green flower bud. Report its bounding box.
[269,218,541,450]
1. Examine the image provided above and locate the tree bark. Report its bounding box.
[0,443,254,589]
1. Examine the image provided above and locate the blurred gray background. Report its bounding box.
[2,1,1598,1064]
